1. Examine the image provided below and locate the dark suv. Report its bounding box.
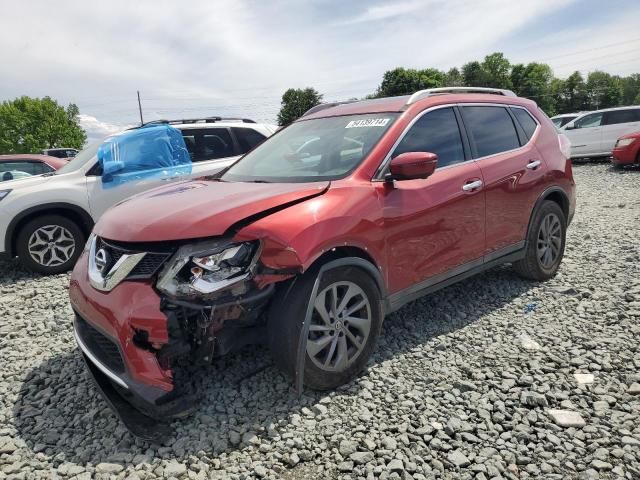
[69,87,576,438]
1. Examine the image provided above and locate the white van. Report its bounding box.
[561,106,640,158]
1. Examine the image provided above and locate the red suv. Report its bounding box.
[69,87,576,438]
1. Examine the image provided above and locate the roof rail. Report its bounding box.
[301,100,358,118]
[141,117,256,127]
[407,87,517,105]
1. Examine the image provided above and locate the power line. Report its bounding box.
[536,37,640,62]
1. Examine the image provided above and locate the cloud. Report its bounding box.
[336,1,426,25]
[0,0,638,126]
[78,114,133,143]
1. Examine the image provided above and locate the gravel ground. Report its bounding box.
[1,162,639,480]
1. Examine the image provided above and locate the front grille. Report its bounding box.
[129,253,170,278]
[97,237,171,280]
[75,315,125,374]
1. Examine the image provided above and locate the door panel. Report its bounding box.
[460,105,546,254]
[475,144,547,254]
[565,112,603,156]
[379,161,486,294]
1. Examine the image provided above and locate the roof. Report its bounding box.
[0,154,68,169]
[301,90,536,121]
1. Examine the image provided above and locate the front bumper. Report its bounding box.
[69,250,275,438]
[612,145,639,165]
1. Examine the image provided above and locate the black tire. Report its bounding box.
[16,214,85,275]
[513,200,566,281]
[268,265,383,390]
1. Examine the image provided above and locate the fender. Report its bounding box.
[525,186,570,245]
[5,202,94,256]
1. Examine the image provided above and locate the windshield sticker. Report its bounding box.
[345,118,390,128]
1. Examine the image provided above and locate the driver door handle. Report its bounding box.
[462,180,483,191]
[526,159,541,170]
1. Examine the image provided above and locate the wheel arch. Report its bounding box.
[525,187,570,244]
[305,246,387,300]
[6,203,94,257]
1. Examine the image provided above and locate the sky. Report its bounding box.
[1,0,639,142]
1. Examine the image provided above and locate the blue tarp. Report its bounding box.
[97,124,192,187]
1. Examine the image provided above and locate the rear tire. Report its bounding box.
[16,215,85,275]
[513,201,566,281]
[268,265,383,390]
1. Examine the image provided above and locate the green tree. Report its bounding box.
[553,71,588,114]
[586,71,623,110]
[621,74,640,105]
[462,61,489,87]
[481,52,512,89]
[444,67,464,87]
[276,88,323,126]
[374,67,445,97]
[510,63,555,114]
[510,64,526,93]
[0,96,86,154]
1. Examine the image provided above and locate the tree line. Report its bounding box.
[277,52,640,125]
[0,96,86,154]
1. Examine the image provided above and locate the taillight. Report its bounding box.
[558,134,571,159]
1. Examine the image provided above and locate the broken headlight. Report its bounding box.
[156,240,260,298]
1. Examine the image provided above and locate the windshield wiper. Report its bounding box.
[248,180,271,183]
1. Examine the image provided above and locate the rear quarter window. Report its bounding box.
[462,106,520,158]
[603,109,640,125]
[511,107,538,141]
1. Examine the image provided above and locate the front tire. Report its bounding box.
[513,201,566,281]
[16,215,85,275]
[268,265,383,390]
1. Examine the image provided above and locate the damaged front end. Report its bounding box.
[71,235,291,441]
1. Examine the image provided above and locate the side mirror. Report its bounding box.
[101,160,125,183]
[387,152,438,182]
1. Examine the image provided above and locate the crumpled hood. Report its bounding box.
[94,179,330,242]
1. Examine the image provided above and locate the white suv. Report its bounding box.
[0,118,276,274]
[561,105,640,158]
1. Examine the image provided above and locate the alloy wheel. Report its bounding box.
[27,225,76,267]
[306,280,372,372]
[537,213,562,269]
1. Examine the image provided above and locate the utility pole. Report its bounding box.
[137,90,144,125]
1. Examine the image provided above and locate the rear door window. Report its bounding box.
[181,128,235,162]
[392,107,465,168]
[511,108,538,141]
[232,127,267,153]
[603,109,640,125]
[462,106,520,157]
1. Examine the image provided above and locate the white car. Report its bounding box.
[561,106,640,158]
[550,112,583,129]
[0,118,276,274]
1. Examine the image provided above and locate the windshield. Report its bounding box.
[221,113,399,183]
[56,140,103,174]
